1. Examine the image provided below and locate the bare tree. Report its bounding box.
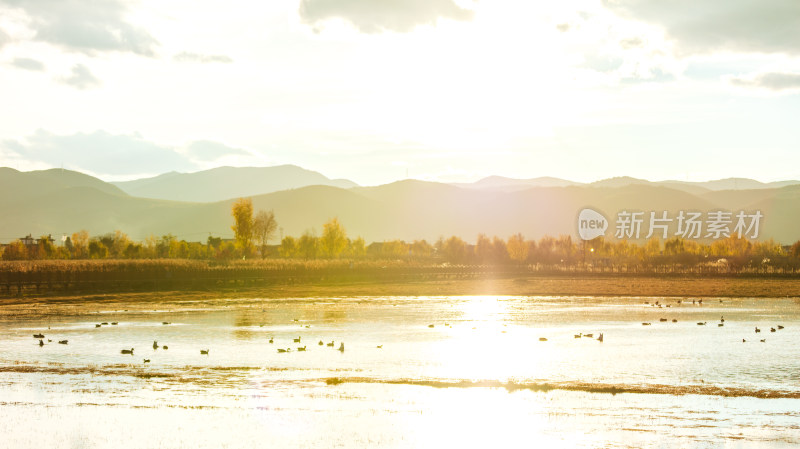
[253,209,278,258]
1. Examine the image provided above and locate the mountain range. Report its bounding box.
[2,166,799,244]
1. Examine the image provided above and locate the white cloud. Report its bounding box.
[603,0,800,55]
[729,71,800,92]
[298,0,474,33]
[11,57,45,71]
[0,0,159,56]
[173,52,233,64]
[185,141,250,161]
[2,130,194,176]
[58,63,101,89]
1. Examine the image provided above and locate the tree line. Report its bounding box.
[3,197,800,272]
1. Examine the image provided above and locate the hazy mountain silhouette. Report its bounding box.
[458,175,800,195]
[2,167,799,244]
[452,176,580,192]
[112,165,358,202]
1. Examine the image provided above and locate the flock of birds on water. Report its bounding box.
[28,298,788,361]
[639,298,786,343]
[31,319,356,364]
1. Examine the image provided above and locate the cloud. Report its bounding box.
[298,0,474,33]
[2,130,196,177]
[11,57,46,71]
[173,52,233,64]
[603,0,800,55]
[59,64,101,89]
[0,0,158,56]
[185,141,250,161]
[619,37,643,49]
[581,53,624,73]
[729,71,800,91]
[0,27,9,48]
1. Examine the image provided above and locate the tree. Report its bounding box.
[790,240,800,259]
[506,233,528,264]
[231,198,254,257]
[253,209,278,258]
[348,237,366,258]
[441,236,468,264]
[71,230,89,259]
[279,236,298,258]
[2,240,28,260]
[88,240,109,259]
[320,217,347,258]
[475,234,492,263]
[298,231,318,259]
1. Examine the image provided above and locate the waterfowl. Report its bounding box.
[338,343,345,352]
[428,324,434,328]
[111,322,118,325]
[574,333,582,338]
[770,328,776,332]
[584,333,593,338]
[327,341,334,347]
[376,345,383,349]
[718,323,724,327]
[720,316,724,323]
[642,322,651,326]
[269,338,274,343]
[58,340,68,344]
[293,337,301,343]
[153,341,158,350]
[597,333,603,342]
[200,349,209,355]
[33,333,44,338]
[778,325,784,330]
[38,339,44,346]
[538,337,548,342]
[121,348,134,354]
[95,324,101,328]
[143,359,150,363]
[101,322,108,325]
[697,322,707,326]
[48,339,52,342]
[672,319,677,323]
[659,318,667,322]
[760,339,766,343]
[742,339,746,342]
[305,325,311,328]
[755,327,761,333]
[318,340,324,346]
[277,348,288,353]
[162,322,170,325]
[297,346,307,351]
[162,345,168,350]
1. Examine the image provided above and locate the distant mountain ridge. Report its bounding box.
[457,175,800,193]
[3,166,800,244]
[112,165,359,202]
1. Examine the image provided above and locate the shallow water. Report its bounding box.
[1,295,799,448]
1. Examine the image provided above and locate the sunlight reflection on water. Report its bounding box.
[1,295,799,448]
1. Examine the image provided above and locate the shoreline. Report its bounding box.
[2,275,800,312]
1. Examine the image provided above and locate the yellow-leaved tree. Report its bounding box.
[231,198,254,257]
[320,217,347,258]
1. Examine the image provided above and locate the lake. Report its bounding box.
[1,295,799,448]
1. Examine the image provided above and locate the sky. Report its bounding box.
[0,0,798,186]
